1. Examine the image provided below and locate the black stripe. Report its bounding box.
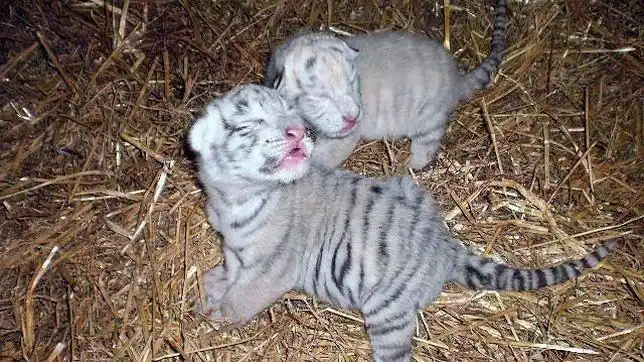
[358,194,376,299]
[338,242,352,287]
[221,116,235,131]
[562,264,576,280]
[272,72,283,89]
[339,242,355,305]
[314,243,324,285]
[223,245,245,268]
[322,277,337,304]
[376,344,410,351]
[313,214,332,291]
[240,214,269,238]
[581,254,593,268]
[377,204,394,261]
[494,263,509,289]
[534,269,547,289]
[305,56,317,70]
[362,196,375,235]
[335,177,359,284]
[331,238,344,287]
[313,177,342,299]
[311,248,321,296]
[358,260,366,300]
[513,270,526,291]
[230,197,267,228]
[365,307,409,325]
[465,264,486,289]
[332,178,359,302]
[406,193,423,240]
[551,265,562,284]
[368,317,410,337]
[365,253,421,316]
[328,45,345,57]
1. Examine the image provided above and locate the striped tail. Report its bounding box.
[461,0,507,98]
[451,240,616,292]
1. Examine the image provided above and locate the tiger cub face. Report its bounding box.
[273,36,362,139]
[189,84,314,185]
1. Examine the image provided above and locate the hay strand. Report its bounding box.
[35,32,78,96]
[0,0,641,360]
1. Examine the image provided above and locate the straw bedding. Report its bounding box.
[0,0,642,360]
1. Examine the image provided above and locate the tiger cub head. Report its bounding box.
[189,84,314,185]
[269,33,362,139]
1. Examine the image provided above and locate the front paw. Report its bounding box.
[197,266,229,318]
[408,153,430,170]
[197,266,247,326]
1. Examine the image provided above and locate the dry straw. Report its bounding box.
[0,0,642,361]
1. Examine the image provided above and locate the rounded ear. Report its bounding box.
[188,102,225,157]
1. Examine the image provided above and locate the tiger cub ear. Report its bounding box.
[188,102,225,157]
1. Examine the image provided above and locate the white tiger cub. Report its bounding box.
[264,0,508,169]
[189,84,616,362]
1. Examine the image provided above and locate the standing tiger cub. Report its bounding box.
[189,84,615,362]
[264,0,508,169]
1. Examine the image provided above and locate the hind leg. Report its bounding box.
[363,308,416,362]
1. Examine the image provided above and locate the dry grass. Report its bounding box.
[0,0,642,361]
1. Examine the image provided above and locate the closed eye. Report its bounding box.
[233,119,265,136]
[233,125,252,136]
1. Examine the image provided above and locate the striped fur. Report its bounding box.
[189,85,615,362]
[264,0,508,170]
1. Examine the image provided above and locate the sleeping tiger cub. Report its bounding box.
[189,84,615,362]
[264,0,508,170]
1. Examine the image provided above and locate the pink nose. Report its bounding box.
[285,126,304,140]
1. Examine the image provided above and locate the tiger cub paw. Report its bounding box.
[197,265,230,321]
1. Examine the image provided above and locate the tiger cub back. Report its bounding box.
[265,0,508,170]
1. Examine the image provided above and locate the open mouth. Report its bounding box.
[279,144,309,168]
[287,146,306,159]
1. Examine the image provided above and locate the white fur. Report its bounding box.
[189,84,314,188]
[264,1,507,169]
